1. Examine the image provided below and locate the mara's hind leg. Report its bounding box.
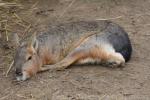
[39,45,125,72]
[39,48,90,71]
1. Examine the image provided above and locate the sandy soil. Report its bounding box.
[0,0,150,100]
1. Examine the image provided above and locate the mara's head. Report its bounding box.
[13,33,41,81]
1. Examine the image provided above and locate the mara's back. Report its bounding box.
[37,20,132,62]
[37,20,110,58]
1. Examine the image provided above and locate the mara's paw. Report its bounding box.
[107,52,125,68]
[106,60,125,68]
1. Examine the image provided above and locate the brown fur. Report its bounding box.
[41,45,112,71]
[42,52,54,65]
[23,57,41,77]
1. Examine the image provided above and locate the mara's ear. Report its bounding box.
[28,33,38,52]
[12,33,20,47]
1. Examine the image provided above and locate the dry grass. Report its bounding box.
[0,0,37,77]
[0,1,38,42]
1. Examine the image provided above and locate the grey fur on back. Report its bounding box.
[36,20,132,62]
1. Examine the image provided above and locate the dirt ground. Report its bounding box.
[0,0,150,100]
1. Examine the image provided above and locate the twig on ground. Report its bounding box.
[29,1,39,13]
[22,24,31,39]
[31,1,39,9]
[13,13,29,24]
[16,94,28,99]
[14,21,27,28]
[5,60,14,77]
[1,55,12,59]
[57,0,76,20]
[13,13,22,21]
[26,3,38,18]
[0,3,21,7]
[96,16,123,20]
[5,21,8,41]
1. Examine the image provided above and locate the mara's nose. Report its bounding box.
[15,69,23,76]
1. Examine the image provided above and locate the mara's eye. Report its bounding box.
[27,56,32,60]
